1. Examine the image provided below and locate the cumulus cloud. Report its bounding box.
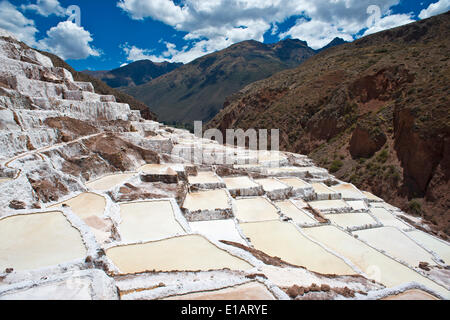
[363,13,415,37]
[279,18,354,49]
[21,0,66,17]
[122,43,166,62]
[0,1,100,60]
[118,0,305,61]
[38,21,100,60]
[0,0,38,45]
[117,0,417,59]
[419,0,450,19]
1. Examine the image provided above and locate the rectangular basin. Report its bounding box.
[106,235,253,274]
[234,197,280,222]
[240,221,355,275]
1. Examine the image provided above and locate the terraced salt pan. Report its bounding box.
[0,212,87,271]
[276,200,317,224]
[347,201,368,211]
[327,212,377,230]
[183,189,230,212]
[381,289,439,300]
[331,184,366,200]
[106,235,252,274]
[303,226,449,298]
[256,178,289,192]
[223,176,261,196]
[308,199,351,213]
[164,282,275,300]
[240,221,355,275]
[234,197,280,222]
[370,207,411,230]
[188,171,222,185]
[363,191,383,202]
[312,183,341,200]
[405,230,450,265]
[138,163,182,175]
[189,220,247,245]
[277,177,314,198]
[86,173,136,191]
[48,193,110,243]
[354,227,435,267]
[1,280,91,300]
[119,201,185,243]
[49,193,106,220]
[265,166,328,179]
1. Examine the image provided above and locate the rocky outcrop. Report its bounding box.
[350,125,387,159]
[394,108,447,197]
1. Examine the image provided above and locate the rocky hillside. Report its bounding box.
[123,39,317,125]
[209,12,450,239]
[82,60,182,88]
[38,51,157,121]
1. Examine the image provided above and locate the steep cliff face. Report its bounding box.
[208,12,450,238]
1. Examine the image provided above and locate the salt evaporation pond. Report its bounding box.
[381,289,439,300]
[164,282,275,300]
[369,207,411,230]
[189,219,247,245]
[223,176,259,190]
[275,200,316,224]
[119,200,185,243]
[183,189,230,212]
[405,230,450,265]
[106,234,252,274]
[188,171,222,185]
[354,227,436,267]
[48,192,110,243]
[86,173,136,191]
[234,197,280,222]
[327,212,377,229]
[240,220,355,275]
[304,226,449,298]
[0,211,86,271]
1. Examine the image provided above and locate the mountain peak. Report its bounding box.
[318,37,349,52]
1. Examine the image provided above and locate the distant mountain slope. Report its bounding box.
[317,37,349,52]
[82,60,182,88]
[123,39,317,124]
[209,12,450,239]
[39,52,157,120]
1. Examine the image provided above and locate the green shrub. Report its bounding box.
[376,149,389,163]
[408,199,422,216]
[329,160,344,173]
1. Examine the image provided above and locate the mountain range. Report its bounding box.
[208,12,450,238]
[83,60,182,88]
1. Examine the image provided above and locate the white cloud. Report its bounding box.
[0,1,100,61]
[280,18,354,49]
[419,0,450,19]
[363,13,415,37]
[117,0,415,60]
[38,21,100,60]
[122,43,167,62]
[0,0,38,45]
[22,0,66,17]
[118,0,306,61]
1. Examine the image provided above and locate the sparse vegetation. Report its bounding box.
[329,160,344,173]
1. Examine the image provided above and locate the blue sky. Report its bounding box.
[1,0,449,71]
